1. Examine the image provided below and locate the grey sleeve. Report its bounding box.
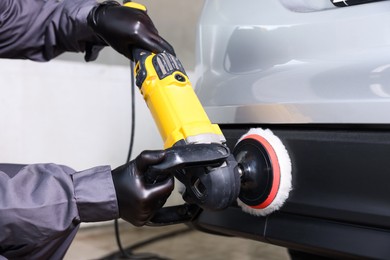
[0,0,105,61]
[0,163,119,259]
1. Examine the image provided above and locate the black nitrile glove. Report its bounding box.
[87,1,175,60]
[111,150,174,226]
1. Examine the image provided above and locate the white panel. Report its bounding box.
[0,59,162,171]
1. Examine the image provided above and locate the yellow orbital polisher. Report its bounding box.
[126,2,292,221]
[132,47,241,212]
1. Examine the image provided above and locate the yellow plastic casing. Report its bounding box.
[123,2,147,11]
[136,54,223,149]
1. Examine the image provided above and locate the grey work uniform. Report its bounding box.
[0,0,118,259]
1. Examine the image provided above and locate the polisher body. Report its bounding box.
[135,52,225,149]
[133,50,240,211]
[127,0,291,214]
[133,50,292,215]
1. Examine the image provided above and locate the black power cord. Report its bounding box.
[110,59,191,260]
[102,226,193,260]
[125,60,136,164]
[113,59,157,260]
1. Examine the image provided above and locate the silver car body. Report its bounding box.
[194,0,390,124]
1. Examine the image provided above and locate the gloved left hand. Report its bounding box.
[87,1,175,60]
[111,150,174,226]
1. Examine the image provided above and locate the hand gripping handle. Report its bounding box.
[145,143,240,226]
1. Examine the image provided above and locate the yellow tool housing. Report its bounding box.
[135,52,224,148]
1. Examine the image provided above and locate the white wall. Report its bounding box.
[0,0,204,209]
[0,59,162,171]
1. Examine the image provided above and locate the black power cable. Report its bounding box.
[113,59,160,260]
[124,227,193,252]
[112,59,136,259]
[102,227,193,260]
[125,59,136,164]
[110,59,189,260]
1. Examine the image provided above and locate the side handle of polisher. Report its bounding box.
[143,143,230,226]
[144,143,230,183]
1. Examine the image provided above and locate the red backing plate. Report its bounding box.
[242,134,281,209]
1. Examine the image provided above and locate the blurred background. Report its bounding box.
[0,0,204,170]
[0,0,288,259]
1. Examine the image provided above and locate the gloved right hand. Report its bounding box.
[87,1,175,60]
[111,150,174,226]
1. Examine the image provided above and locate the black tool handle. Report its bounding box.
[153,143,228,170]
[144,143,229,184]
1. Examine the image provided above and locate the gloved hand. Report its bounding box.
[111,150,174,226]
[87,1,175,60]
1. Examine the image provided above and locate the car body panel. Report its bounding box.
[192,0,390,258]
[193,126,390,258]
[194,0,390,124]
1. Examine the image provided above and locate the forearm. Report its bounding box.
[0,0,103,61]
[0,163,118,258]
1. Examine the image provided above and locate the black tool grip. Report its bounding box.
[153,143,229,171]
[144,143,230,184]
